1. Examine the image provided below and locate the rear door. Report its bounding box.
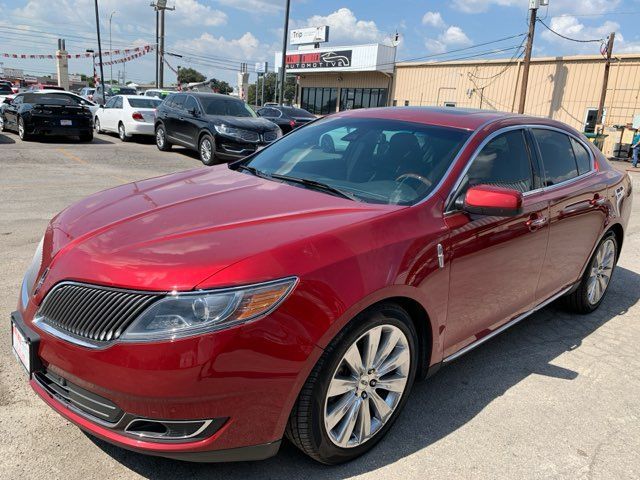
[176,95,204,144]
[530,127,608,300]
[443,127,550,358]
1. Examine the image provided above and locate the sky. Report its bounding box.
[0,0,640,87]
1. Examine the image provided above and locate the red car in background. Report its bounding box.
[11,107,632,464]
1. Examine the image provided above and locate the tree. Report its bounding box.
[210,78,233,94]
[247,72,296,106]
[178,67,206,84]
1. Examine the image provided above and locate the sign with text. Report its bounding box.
[285,50,352,69]
[290,26,329,45]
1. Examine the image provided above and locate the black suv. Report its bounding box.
[155,92,282,165]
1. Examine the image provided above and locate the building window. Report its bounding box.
[301,87,337,115]
[338,88,388,111]
[404,100,409,106]
[444,102,456,107]
[392,100,398,106]
[583,108,598,133]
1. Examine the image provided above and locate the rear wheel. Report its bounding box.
[155,124,171,151]
[0,114,6,132]
[286,303,417,464]
[79,132,93,142]
[18,117,31,141]
[118,122,129,142]
[563,232,618,313]
[199,133,216,166]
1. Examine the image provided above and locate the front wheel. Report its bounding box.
[563,232,618,313]
[199,133,216,166]
[94,117,103,134]
[286,303,417,464]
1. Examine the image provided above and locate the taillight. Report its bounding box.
[132,111,144,121]
[289,120,296,128]
[88,95,93,101]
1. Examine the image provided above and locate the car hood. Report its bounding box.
[40,166,394,295]
[205,115,277,132]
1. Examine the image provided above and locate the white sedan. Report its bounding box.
[94,95,162,141]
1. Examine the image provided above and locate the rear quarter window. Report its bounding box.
[532,129,579,187]
[570,137,592,175]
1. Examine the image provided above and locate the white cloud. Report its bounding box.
[300,8,382,43]
[540,16,616,53]
[422,11,446,28]
[179,32,262,60]
[451,0,621,14]
[216,0,282,14]
[174,0,228,27]
[425,25,472,53]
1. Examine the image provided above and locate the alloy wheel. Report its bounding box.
[119,124,126,141]
[156,128,165,148]
[323,323,410,448]
[200,138,212,163]
[18,118,25,139]
[587,237,616,305]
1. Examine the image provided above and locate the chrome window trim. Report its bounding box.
[444,123,596,214]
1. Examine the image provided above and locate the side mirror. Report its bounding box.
[463,185,523,217]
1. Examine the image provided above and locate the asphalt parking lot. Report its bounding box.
[1,133,639,480]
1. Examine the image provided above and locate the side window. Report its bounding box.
[172,94,186,110]
[114,97,123,109]
[570,137,592,175]
[104,97,117,108]
[460,129,534,198]
[532,129,578,186]
[184,96,199,113]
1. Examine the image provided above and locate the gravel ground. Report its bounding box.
[1,132,639,480]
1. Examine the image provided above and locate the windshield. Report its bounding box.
[128,98,162,108]
[198,97,256,117]
[0,85,12,94]
[242,117,470,205]
[23,93,81,105]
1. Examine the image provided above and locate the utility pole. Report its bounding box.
[278,0,291,105]
[93,0,106,104]
[109,11,116,85]
[596,32,615,128]
[518,1,538,114]
[151,1,174,89]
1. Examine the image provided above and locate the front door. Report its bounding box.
[443,128,550,357]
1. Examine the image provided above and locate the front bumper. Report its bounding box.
[13,301,323,461]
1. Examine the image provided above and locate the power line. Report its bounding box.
[537,18,604,43]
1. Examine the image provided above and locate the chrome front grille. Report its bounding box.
[36,282,161,344]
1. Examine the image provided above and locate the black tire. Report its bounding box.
[0,114,6,132]
[94,117,103,134]
[198,133,216,166]
[118,122,129,142]
[155,124,171,151]
[79,132,93,142]
[563,231,618,314]
[18,116,30,141]
[286,303,418,464]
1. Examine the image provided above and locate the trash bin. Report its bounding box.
[584,132,608,152]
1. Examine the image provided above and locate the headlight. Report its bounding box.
[214,124,260,142]
[21,236,44,307]
[120,277,298,342]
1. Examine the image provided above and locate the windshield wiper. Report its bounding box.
[269,173,360,202]
[236,164,271,179]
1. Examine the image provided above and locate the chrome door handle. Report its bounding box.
[590,195,607,207]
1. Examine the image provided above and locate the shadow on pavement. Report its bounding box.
[18,135,115,145]
[86,266,640,479]
[0,132,16,144]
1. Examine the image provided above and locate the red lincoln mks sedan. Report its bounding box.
[12,107,632,464]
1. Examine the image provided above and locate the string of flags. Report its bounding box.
[100,46,154,66]
[1,44,154,60]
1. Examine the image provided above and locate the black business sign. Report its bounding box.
[285,50,352,69]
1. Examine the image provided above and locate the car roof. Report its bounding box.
[186,92,242,101]
[333,106,580,133]
[121,95,161,100]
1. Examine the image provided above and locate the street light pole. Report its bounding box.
[278,0,291,106]
[93,0,106,104]
[109,11,116,85]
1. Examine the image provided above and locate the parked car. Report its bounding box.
[0,91,93,141]
[0,81,13,104]
[155,92,282,165]
[79,87,96,102]
[144,88,173,100]
[94,95,162,141]
[28,84,65,91]
[32,90,99,120]
[11,108,632,465]
[93,84,137,105]
[256,105,315,133]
